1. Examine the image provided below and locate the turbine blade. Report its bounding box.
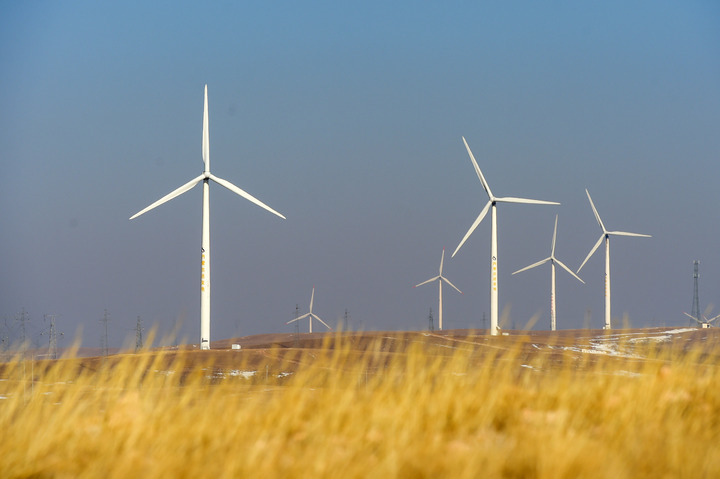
[452,200,491,257]
[607,231,652,238]
[414,276,440,288]
[585,189,606,233]
[551,214,558,256]
[208,173,286,219]
[441,276,463,294]
[512,257,550,275]
[313,314,332,330]
[555,259,585,283]
[130,174,205,220]
[203,85,209,170]
[706,314,720,324]
[439,248,445,275]
[684,312,701,324]
[309,287,315,314]
[462,136,493,199]
[495,196,560,205]
[577,235,604,273]
[287,313,310,325]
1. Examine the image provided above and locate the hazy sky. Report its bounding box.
[2,1,719,349]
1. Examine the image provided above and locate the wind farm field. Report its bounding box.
[2,327,720,478]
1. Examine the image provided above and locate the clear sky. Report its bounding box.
[2,1,719,349]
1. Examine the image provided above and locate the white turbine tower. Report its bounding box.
[130,85,286,350]
[452,137,559,336]
[577,189,650,330]
[287,287,331,333]
[512,215,584,331]
[414,248,463,331]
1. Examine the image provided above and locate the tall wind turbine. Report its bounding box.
[130,85,286,350]
[287,287,331,333]
[414,248,463,331]
[452,137,559,336]
[512,215,584,331]
[577,189,650,330]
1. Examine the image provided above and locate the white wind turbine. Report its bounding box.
[414,248,463,331]
[287,287,331,333]
[452,137,559,336]
[130,85,286,350]
[512,215,584,331]
[577,189,650,330]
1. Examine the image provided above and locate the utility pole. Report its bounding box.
[42,314,62,360]
[428,308,434,332]
[16,307,30,348]
[691,260,700,326]
[293,304,300,347]
[482,312,487,331]
[100,309,110,357]
[135,316,144,352]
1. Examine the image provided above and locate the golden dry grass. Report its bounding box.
[1,329,719,478]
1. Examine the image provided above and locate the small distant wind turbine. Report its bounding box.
[512,215,584,331]
[287,287,331,333]
[684,312,720,329]
[452,137,559,336]
[577,189,650,330]
[414,248,463,331]
[130,85,286,350]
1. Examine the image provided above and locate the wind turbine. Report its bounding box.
[287,287,331,333]
[512,215,584,331]
[684,312,720,329]
[130,85,286,350]
[414,248,463,331]
[576,189,650,330]
[452,137,559,336]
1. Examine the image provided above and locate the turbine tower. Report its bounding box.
[691,260,700,326]
[512,215,584,331]
[577,189,650,330]
[452,137,559,336]
[131,85,286,350]
[287,287,331,333]
[414,248,463,330]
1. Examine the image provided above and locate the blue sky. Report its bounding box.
[1,1,719,348]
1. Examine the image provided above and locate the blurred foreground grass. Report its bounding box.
[1,332,719,478]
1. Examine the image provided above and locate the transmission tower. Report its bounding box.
[691,260,700,326]
[293,304,300,347]
[135,316,144,352]
[16,307,30,347]
[100,309,110,357]
[343,309,350,331]
[42,314,63,360]
[428,308,434,332]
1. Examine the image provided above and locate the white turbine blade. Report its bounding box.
[309,287,315,314]
[550,214,558,256]
[555,258,585,284]
[414,276,440,288]
[462,136,493,199]
[607,231,652,238]
[585,189,606,233]
[130,174,205,220]
[706,314,720,324]
[512,257,550,275]
[452,200,491,257]
[202,84,210,170]
[496,196,560,205]
[313,314,332,330]
[439,248,445,275]
[287,313,310,325]
[208,173,286,219]
[441,276,463,294]
[683,312,701,324]
[577,235,604,273]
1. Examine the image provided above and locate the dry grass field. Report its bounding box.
[1,327,719,478]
